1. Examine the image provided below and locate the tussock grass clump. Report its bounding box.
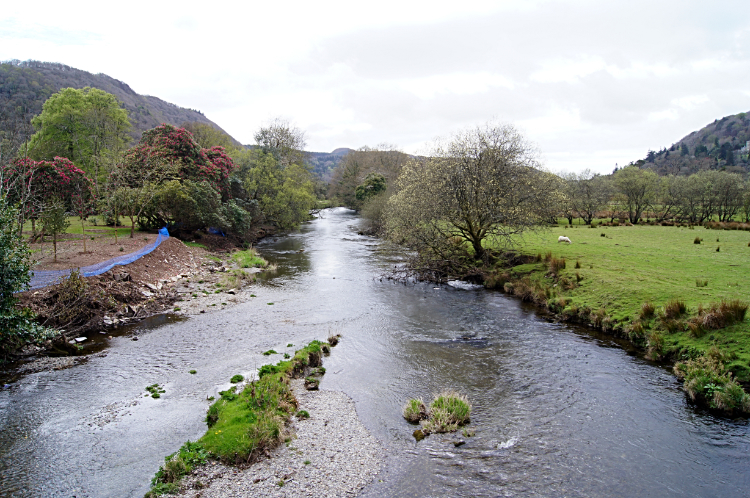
[640,301,655,319]
[663,299,687,319]
[591,308,608,328]
[418,391,472,435]
[548,256,566,273]
[232,248,268,269]
[687,300,748,336]
[646,331,666,360]
[696,279,708,288]
[575,260,581,269]
[403,398,428,423]
[694,236,701,244]
[674,348,750,414]
[145,441,209,498]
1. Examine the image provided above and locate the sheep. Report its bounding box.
[558,236,572,244]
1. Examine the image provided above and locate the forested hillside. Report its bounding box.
[635,111,750,176]
[0,60,236,143]
[307,148,353,181]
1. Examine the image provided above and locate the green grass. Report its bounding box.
[145,340,329,496]
[232,248,268,269]
[484,224,750,383]
[184,241,207,249]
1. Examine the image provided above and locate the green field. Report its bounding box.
[491,224,750,382]
[22,216,139,239]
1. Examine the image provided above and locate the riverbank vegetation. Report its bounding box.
[145,339,333,497]
[1,85,321,357]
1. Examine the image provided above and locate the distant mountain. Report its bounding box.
[307,148,354,181]
[634,111,750,176]
[0,60,237,143]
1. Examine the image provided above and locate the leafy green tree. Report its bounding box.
[27,87,131,194]
[355,173,387,203]
[386,123,561,262]
[149,180,228,233]
[40,197,70,262]
[0,196,51,357]
[180,122,237,152]
[232,149,315,229]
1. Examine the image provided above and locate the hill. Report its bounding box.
[307,148,354,181]
[634,111,750,176]
[0,60,237,143]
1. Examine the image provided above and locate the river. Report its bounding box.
[1,207,748,497]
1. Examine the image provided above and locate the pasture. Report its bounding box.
[499,224,750,380]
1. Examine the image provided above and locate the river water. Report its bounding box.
[1,207,748,497]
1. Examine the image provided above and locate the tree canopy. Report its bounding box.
[26,87,131,192]
[386,123,561,263]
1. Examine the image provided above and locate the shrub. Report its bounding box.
[716,246,720,252]
[230,374,244,383]
[674,349,750,414]
[574,260,581,269]
[601,233,606,237]
[403,398,428,423]
[694,236,701,244]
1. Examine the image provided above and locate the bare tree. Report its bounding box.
[386,123,562,263]
[254,118,306,168]
[566,170,613,225]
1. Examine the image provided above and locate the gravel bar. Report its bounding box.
[175,380,382,497]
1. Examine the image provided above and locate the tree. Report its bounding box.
[566,170,612,225]
[234,150,316,229]
[132,124,235,200]
[614,166,659,223]
[26,87,131,195]
[254,118,306,168]
[714,171,744,221]
[0,196,50,357]
[180,122,237,152]
[39,197,70,262]
[111,144,177,237]
[355,173,387,203]
[386,123,561,262]
[329,145,409,209]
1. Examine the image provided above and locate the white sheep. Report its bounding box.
[558,236,572,244]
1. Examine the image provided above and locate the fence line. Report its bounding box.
[27,227,170,291]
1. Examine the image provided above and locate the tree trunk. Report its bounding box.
[53,232,57,262]
[81,219,87,253]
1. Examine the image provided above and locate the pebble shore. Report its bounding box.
[174,380,382,498]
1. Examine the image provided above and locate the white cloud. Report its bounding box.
[1,0,750,170]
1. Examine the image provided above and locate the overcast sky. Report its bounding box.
[2,0,750,174]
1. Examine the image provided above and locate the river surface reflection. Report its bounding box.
[1,208,748,497]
